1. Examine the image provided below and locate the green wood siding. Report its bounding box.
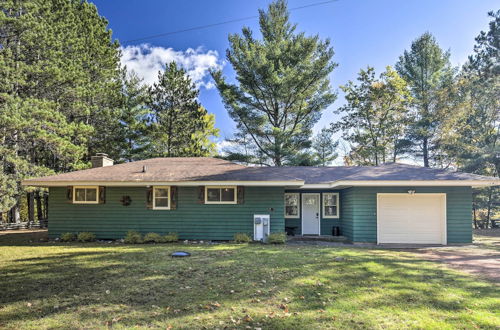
[284,190,342,236]
[48,185,473,244]
[350,186,472,244]
[340,188,354,241]
[48,186,285,240]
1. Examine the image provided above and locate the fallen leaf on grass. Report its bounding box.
[279,304,289,313]
[204,302,221,310]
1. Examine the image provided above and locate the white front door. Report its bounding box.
[302,193,320,235]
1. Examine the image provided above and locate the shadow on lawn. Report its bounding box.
[0,229,50,246]
[0,242,497,328]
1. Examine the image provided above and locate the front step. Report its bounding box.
[288,235,348,243]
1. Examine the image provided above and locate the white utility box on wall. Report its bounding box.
[253,214,270,242]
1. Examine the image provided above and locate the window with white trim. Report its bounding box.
[205,186,237,204]
[153,186,170,210]
[285,193,300,218]
[322,192,339,218]
[73,186,99,204]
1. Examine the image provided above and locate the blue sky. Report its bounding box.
[92,0,497,146]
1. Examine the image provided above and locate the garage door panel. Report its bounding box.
[378,194,446,244]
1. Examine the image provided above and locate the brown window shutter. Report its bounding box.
[237,186,245,204]
[170,186,178,210]
[98,186,106,204]
[66,186,73,203]
[197,186,205,204]
[146,187,153,209]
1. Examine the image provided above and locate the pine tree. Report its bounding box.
[0,0,121,216]
[212,0,336,166]
[147,62,218,157]
[332,66,412,165]
[440,11,499,226]
[312,128,338,166]
[396,32,455,167]
[117,70,150,162]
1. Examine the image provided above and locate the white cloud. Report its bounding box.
[215,140,237,155]
[120,44,223,89]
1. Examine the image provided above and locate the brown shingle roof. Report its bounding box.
[22,157,499,186]
[23,157,304,184]
[266,163,497,183]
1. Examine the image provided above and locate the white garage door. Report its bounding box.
[377,194,446,244]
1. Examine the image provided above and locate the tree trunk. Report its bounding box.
[423,137,429,167]
[9,203,20,223]
[44,192,49,220]
[27,192,34,226]
[473,204,478,229]
[35,191,43,221]
[486,187,493,228]
[15,204,20,223]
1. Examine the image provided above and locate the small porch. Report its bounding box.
[284,189,346,238]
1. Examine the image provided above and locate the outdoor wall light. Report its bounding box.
[407,190,416,195]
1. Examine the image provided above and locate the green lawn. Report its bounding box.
[474,229,500,252]
[0,233,498,329]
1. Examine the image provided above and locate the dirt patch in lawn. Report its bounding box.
[417,248,500,282]
[415,230,500,283]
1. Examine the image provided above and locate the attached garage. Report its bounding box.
[377,193,447,244]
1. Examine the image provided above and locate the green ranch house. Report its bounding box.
[22,155,499,244]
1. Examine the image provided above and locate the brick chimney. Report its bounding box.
[91,153,114,168]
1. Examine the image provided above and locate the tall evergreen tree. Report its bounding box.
[0,0,121,218]
[460,10,500,178]
[440,10,499,226]
[147,62,218,157]
[212,0,336,166]
[396,32,455,167]
[312,128,338,166]
[117,70,150,162]
[332,66,412,166]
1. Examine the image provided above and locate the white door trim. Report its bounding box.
[301,193,321,235]
[376,193,447,245]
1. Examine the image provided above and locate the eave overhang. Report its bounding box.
[299,179,500,189]
[21,180,306,187]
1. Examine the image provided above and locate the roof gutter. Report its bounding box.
[21,179,500,188]
[21,180,306,187]
[298,180,500,189]
[329,180,500,188]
